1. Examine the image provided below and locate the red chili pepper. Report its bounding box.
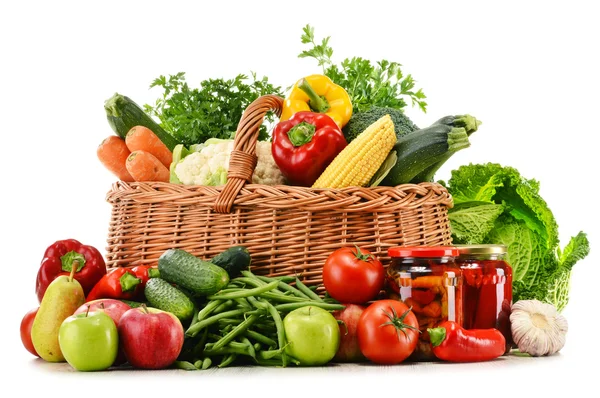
[428,321,506,362]
[36,239,107,302]
[131,265,160,286]
[271,111,347,187]
[85,268,143,302]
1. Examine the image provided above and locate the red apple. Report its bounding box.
[74,299,132,365]
[117,306,184,369]
[332,304,367,363]
[74,299,131,324]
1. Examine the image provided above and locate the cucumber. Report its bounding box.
[104,92,181,151]
[211,246,251,278]
[144,278,195,321]
[158,249,230,296]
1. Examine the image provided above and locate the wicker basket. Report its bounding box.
[105,95,454,286]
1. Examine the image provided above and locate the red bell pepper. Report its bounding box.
[428,320,506,362]
[36,239,107,302]
[271,111,347,187]
[85,265,158,302]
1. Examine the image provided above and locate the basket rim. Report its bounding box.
[106,180,453,212]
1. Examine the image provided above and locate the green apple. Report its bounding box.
[58,310,119,371]
[283,306,340,366]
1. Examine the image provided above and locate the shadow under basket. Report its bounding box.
[104,95,454,287]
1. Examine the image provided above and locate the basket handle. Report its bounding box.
[214,95,284,214]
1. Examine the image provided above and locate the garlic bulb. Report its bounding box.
[510,299,568,356]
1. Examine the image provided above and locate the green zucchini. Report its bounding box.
[211,246,252,278]
[158,249,230,296]
[104,93,181,151]
[410,115,481,183]
[381,121,473,186]
[144,278,195,322]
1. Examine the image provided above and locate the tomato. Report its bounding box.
[20,307,40,357]
[357,300,419,364]
[322,246,384,304]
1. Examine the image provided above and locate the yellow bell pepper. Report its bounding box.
[280,74,352,128]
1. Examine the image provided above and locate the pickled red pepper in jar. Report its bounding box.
[456,244,513,353]
[385,246,462,361]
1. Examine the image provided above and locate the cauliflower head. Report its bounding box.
[173,139,286,186]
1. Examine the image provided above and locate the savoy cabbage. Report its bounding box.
[443,163,590,312]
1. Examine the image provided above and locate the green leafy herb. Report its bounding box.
[298,24,427,113]
[144,72,283,146]
[443,163,590,312]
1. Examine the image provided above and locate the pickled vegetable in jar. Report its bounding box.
[456,244,513,353]
[385,246,462,361]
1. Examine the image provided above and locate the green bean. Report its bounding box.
[234,297,252,309]
[240,336,256,358]
[173,360,197,371]
[257,347,287,360]
[220,324,234,334]
[192,328,209,357]
[295,277,323,302]
[245,330,277,347]
[217,318,241,327]
[218,354,237,368]
[247,297,288,367]
[205,341,248,351]
[232,276,287,297]
[189,307,200,327]
[201,357,212,370]
[259,291,307,303]
[270,280,310,298]
[239,272,268,284]
[195,300,222,323]
[234,275,267,287]
[186,308,248,337]
[203,344,250,357]
[213,299,234,314]
[274,302,345,312]
[253,342,261,351]
[207,281,279,300]
[212,314,259,352]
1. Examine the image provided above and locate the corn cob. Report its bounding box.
[312,114,396,189]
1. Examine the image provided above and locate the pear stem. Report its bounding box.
[69,261,78,282]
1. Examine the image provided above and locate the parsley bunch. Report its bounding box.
[298,25,427,114]
[144,72,283,146]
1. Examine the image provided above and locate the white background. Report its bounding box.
[1,0,598,397]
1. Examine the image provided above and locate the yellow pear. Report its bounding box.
[31,268,85,362]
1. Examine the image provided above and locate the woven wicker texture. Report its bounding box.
[105,95,454,286]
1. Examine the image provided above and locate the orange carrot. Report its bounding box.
[97,135,135,182]
[125,150,170,182]
[125,126,173,168]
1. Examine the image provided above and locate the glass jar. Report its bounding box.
[386,246,462,361]
[456,244,513,353]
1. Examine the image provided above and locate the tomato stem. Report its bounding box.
[380,306,420,341]
[353,245,374,262]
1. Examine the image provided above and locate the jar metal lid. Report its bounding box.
[455,244,507,255]
[388,246,459,258]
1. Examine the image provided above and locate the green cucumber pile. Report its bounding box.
[144,247,343,369]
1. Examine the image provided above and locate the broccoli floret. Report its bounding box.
[342,106,419,143]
